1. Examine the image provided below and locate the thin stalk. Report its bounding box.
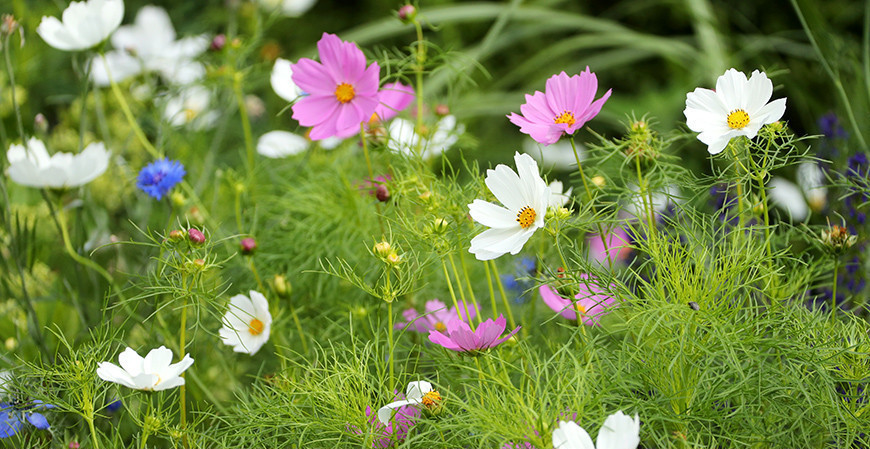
[448,252,478,324]
[755,175,773,262]
[2,33,25,145]
[442,258,473,330]
[86,415,100,449]
[360,123,384,234]
[233,71,256,175]
[412,18,426,144]
[489,261,516,329]
[388,300,395,392]
[635,156,657,241]
[287,299,309,353]
[831,259,840,316]
[101,53,161,159]
[569,137,612,270]
[179,294,189,449]
[457,252,479,314]
[483,257,498,317]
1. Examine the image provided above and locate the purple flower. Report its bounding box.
[507,69,611,145]
[0,400,54,438]
[395,299,477,334]
[291,33,380,140]
[428,314,520,354]
[137,158,185,200]
[539,275,618,326]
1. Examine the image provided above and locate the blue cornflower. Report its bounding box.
[0,400,54,438]
[136,158,185,200]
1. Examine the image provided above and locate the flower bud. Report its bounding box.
[210,34,226,52]
[68,442,80,449]
[188,228,206,244]
[188,206,205,224]
[34,113,49,135]
[432,217,449,234]
[170,191,187,208]
[373,241,392,259]
[820,225,857,252]
[419,190,431,201]
[4,337,17,351]
[168,229,186,242]
[240,237,257,254]
[591,176,605,187]
[386,251,402,266]
[398,5,417,22]
[375,184,390,202]
[434,104,450,117]
[555,207,571,219]
[271,274,292,298]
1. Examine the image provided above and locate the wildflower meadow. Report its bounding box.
[1,0,869,447]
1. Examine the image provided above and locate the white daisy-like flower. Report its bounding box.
[219,291,272,355]
[96,346,193,391]
[6,138,110,189]
[163,86,219,129]
[684,68,787,155]
[89,6,209,87]
[548,180,572,209]
[36,0,124,52]
[270,58,304,103]
[468,152,550,260]
[256,131,309,158]
[256,0,318,17]
[387,115,464,161]
[552,410,640,449]
[376,380,439,425]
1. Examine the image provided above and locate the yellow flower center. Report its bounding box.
[434,321,447,332]
[575,303,587,315]
[421,391,442,408]
[553,110,576,126]
[248,318,265,336]
[334,83,355,104]
[516,206,537,229]
[183,108,197,122]
[726,109,750,129]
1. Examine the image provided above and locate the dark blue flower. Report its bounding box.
[0,400,54,438]
[106,399,122,413]
[136,159,185,200]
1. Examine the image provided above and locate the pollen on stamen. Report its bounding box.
[334,82,355,104]
[434,321,447,332]
[727,109,750,129]
[248,318,265,336]
[421,391,442,408]
[553,110,576,126]
[516,206,537,229]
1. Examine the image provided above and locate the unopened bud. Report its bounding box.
[210,34,226,51]
[386,251,402,266]
[768,121,785,132]
[188,206,204,224]
[168,229,186,242]
[398,5,417,22]
[170,191,187,208]
[68,442,80,449]
[376,184,390,202]
[188,228,206,244]
[591,176,605,187]
[4,337,16,351]
[821,225,857,252]
[434,104,450,117]
[419,190,431,201]
[34,113,48,134]
[555,207,571,219]
[432,217,448,233]
[271,274,291,298]
[373,241,392,258]
[240,237,257,254]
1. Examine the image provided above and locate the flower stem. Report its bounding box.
[442,258,473,330]
[412,18,426,144]
[831,259,840,317]
[569,137,612,270]
[388,300,395,392]
[360,123,384,235]
[101,53,161,159]
[287,299,309,354]
[178,293,189,449]
[483,258,499,318]
[86,415,100,449]
[448,252,478,325]
[233,71,256,176]
[489,260,517,330]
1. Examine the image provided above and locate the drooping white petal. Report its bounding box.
[595,411,640,449]
[769,177,808,221]
[552,420,595,449]
[405,381,432,401]
[257,131,309,158]
[377,399,413,426]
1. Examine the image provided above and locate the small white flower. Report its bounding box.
[270,58,304,103]
[257,131,309,158]
[684,68,787,154]
[97,346,193,391]
[468,152,550,260]
[219,291,272,355]
[523,138,584,171]
[548,180,572,209]
[552,411,640,449]
[163,86,218,129]
[37,0,124,52]
[623,184,680,221]
[387,116,464,161]
[90,6,208,86]
[6,138,110,188]
[769,177,808,221]
[256,0,318,17]
[797,161,827,211]
[376,380,433,425]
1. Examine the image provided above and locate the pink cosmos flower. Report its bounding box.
[372,82,415,124]
[395,299,477,334]
[587,227,632,264]
[291,33,380,140]
[507,68,611,145]
[539,275,617,326]
[428,314,520,354]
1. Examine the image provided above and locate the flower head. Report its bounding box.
[428,314,520,354]
[684,68,787,154]
[468,152,550,260]
[395,299,477,334]
[6,138,109,189]
[587,227,632,265]
[548,180,572,209]
[507,69,611,146]
[552,411,640,449]
[539,276,617,326]
[256,0,318,17]
[163,86,218,129]
[219,291,273,355]
[37,0,124,51]
[377,381,440,425]
[97,346,193,391]
[0,400,55,438]
[291,33,380,140]
[137,158,185,200]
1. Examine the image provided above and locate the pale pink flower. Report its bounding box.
[428,314,519,354]
[395,299,477,333]
[587,227,632,264]
[539,275,617,326]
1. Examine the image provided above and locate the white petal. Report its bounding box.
[257,131,309,158]
[117,347,144,376]
[405,381,432,400]
[280,0,318,16]
[96,362,138,389]
[271,58,302,102]
[744,70,774,115]
[552,420,595,449]
[769,177,808,221]
[377,400,413,426]
[469,227,535,261]
[715,68,748,110]
[596,411,640,449]
[484,164,524,212]
[144,346,174,373]
[468,199,518,229]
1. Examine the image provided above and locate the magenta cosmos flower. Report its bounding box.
[291,33,380,140]
[507,68,611,145]
[539,275,617,326]
[372,82,414,124]
[395,299,477,333]
[428,314,520,354]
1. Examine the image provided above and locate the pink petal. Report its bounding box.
[291,58,335,94]
[539,284,576,319]
[428,329,461,351]
[374,82,414,122]
[291,94,339,127]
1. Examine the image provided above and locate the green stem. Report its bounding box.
[101,53,161,159]
[489,260,516,329]
[360,123,384,235]
[441,258,473,330]
[2,33,25,146]
[86,415,100,449]
[388,300,395,392]
[179,294,189,449]
[569,137,612,270]
[457,251,479,317]
[831,259,840,316]
[483,257,498,318]
[756,175,773,263]
[413,18,426,150]
[287,299,309,354]
[448,252,477,324]
[635,155,656,242]
[233,71,256,175]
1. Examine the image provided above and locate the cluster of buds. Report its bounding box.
[820,224,857,252]
[625,120,660,164]
[373,241,402,266]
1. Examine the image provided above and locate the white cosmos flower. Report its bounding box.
[270,58,303,103]
[37,0,124,52]
[163,86,218,129]
[256,0,318,17]
[552,411,640,449]
[219,291,272,355]
[6,138,109,189]
[769,177,808,221]
[684,68,787,155]
[257,131,309,158]
[90,6,208,86]
[376,380,434,425]
[97,346,193,391]
[468,152,550,261]
[387,115,464,161]
[548,180,572,209]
